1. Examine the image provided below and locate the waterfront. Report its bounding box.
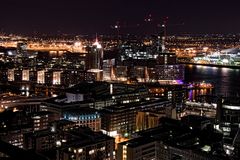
[185,64,240,96]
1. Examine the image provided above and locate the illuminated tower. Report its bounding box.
[87,38,103,70]
[87,37,104,81]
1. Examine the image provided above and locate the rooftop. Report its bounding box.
[133,117,226,158]
[119,136,155,148]
[0,140,48,160]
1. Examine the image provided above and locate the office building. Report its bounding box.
[58,127,115,160]
[117,137,157,160]
[136,110,167,132]
[63,108,101,132]
[117,117,227,160]
[101,99,172,137]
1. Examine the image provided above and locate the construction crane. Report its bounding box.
[110,15,184,39]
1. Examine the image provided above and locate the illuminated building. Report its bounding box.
[0,107,57,149]
[72,41,85,53]
[117,117,227,160]
[16,42,27,56]
[157,52,177,65]
[58,127,115,160]
[62,52,86,70]
[103,59,115,81]
[119,40,158,61]
[103,40,184,82]
[146,83,186,117]
[30,111,58,131]
[136,111,166,132]
[183,100,216,118]
[24,120,114,160]
[22,69,29,81]
[117,137,157,160]
[0,139,49,159]
[155,53,185,81]
[110,63,184,83]
[60,70,96,87]
[115,66,128,81]
[87,38,103,70]
[23,129,58,152]
[0,111,32,148]
[42,82,150,113]
[216,97,240,156]
[217,97,240,124]
[41,82,154,138]
[192,48,240,66]
[23,120,75,152]
[86,38,104,81]
[37,70,62,85]
[63,108,101,132]
[5,68,95,86]
[7,69,14,81]
[100,99,171,138]
[0,94,48,114]
[87,69,103,81]
[53,71,61,85]
[37,70,45,84]
[128,66,147,82]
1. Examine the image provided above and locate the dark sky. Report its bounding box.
[0,0,239,35]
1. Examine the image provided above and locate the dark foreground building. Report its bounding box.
[117,116,229,160]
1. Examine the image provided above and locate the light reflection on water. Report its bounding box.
[187,88,212,101]
[185,65,240,96]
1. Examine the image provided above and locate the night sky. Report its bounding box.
[0,0,239,35]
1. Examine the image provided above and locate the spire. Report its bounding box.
[93,33,102,49]
[95,33,98,43]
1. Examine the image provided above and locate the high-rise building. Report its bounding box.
[87,38,103,70]
[86,38,104,81]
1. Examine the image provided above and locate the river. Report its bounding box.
[185,64,240,96]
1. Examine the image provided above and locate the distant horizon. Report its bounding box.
[1,31,240,38]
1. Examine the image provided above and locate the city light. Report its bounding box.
[0,1,240,159]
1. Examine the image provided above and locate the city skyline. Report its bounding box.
[1,1,240,160]
[1,0,240,35]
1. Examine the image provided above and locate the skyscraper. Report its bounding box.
[87,37,104,81]
[87,38,103,70]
